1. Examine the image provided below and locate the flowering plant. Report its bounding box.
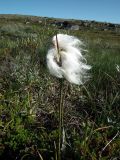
[46,34,91,159]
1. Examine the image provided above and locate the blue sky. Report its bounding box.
[0,0,120,24]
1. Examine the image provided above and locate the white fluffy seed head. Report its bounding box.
[53,34,83,49]
[47,34,91,85]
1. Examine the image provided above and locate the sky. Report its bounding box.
[0,0,120,24]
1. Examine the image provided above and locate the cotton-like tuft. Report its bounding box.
[47,34,91,85]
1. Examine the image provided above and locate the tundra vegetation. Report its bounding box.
[0,15,120,160]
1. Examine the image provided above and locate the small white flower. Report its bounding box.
[47,34,91,85]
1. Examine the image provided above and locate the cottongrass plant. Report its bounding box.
[46,33,91,160]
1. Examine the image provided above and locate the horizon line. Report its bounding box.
[0,13,120,25]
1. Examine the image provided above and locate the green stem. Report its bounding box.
[55,34,64,160]
[58,79,64,160]
[60,79,64,131]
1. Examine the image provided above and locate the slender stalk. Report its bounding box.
[61,79,64,131]
[99,131,119,157]
[56,34,64,160]
[58,78,64,160]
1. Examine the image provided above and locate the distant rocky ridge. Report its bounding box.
[0,14,120,32]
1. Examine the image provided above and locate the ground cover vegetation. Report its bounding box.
[0,15,120,160]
